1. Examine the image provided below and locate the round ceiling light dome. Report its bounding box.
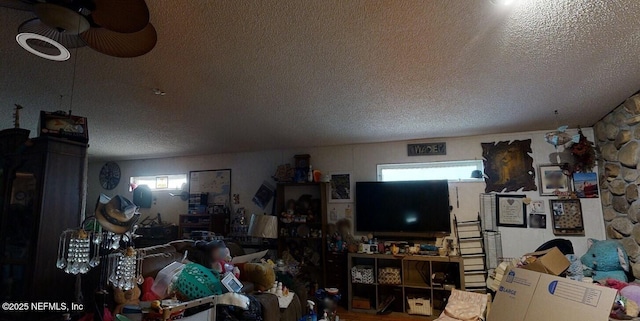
[16,32,70,61]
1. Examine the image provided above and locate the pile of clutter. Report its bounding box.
[487,239,640,320]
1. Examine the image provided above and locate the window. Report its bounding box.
[377,160,484,182]
[129,174,187,191]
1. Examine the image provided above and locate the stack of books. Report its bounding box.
[487,260,517,291]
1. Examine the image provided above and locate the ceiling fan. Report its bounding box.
[0,0,157,60]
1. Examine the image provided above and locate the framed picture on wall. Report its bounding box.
[550,199,585,236]
[188,169,232,213]
[529,214,546,229]
[496,194,527,228]
[538,164,571,196]
[573,172,599,198]
[329,172,353,203]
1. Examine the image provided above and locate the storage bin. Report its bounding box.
[407,297,431,316]
[351,265,374,284]
[151,261,185,298]
[142,309,184,321]
[352,296,371,309]
[378,267,401,285]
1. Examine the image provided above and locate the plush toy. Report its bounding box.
[113,285,141,315]
[603,279,640,318]
[580,238,629,282]
[240,263,276,292]
[211,246,232,274]
[621,285,640,317]
[195,240,238,277]
[141,276,161,301]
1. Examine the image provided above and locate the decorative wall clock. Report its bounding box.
[99,162,121,190]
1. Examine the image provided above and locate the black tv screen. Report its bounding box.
[355,180,451,236]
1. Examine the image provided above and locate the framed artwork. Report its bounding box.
[531,200,545,213]
[156,176,168,189]
[529,214,546,229]
[482,139,537,193]
[573,172,599,198]
[252,181,275,210]
[329,172,353,203]
[538,164,571,196]
[40,110,89,143]
[221,273,244,293]
[188,169,232,213]
[550,199,585,236]
[496,194,527,228]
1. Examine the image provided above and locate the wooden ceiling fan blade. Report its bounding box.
[91,0,149,33]
[0,0,36,11]
[80,23,157,58]
[19,18,86,49]
[35,3,90,34]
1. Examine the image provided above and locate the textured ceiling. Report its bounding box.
[1,0,640,160]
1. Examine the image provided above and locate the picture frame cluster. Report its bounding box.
[494,163,597,236]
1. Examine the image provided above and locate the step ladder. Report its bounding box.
[454,215,487,293]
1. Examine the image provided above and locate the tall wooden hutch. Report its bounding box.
[276,182,328,291]
[0,129,87,308]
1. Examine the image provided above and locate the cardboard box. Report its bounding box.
[352,297,371,309]
[520,247,570,275]
[488,268,617,321]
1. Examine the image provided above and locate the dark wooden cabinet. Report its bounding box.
[134,225,179,247]
[0,133,87,307]
[324,251,348,308]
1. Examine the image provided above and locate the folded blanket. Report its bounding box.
[217,292,251,310]
[444,301,481,321]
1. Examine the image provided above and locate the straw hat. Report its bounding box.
[95,194,140,234]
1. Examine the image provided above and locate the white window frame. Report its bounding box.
[377,160,484,182]
[129,174,188,191]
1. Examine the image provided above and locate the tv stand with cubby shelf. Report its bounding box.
[347,253,466,317]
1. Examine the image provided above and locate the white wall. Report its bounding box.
[87,128,605,258]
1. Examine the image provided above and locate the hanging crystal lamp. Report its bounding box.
[57,228,100,275]
[107,247,144,291]
[56,194,140,277]
[56,223,138,275]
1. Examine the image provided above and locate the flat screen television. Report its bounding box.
[355,180,451,237]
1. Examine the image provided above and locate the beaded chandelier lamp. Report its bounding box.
[56,194,142,290]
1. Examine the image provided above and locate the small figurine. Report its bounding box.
[335,235,343,251]
[545,125,580,147]
[391,244,400,255]
[13,104,23,128]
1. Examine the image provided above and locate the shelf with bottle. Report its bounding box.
[228,207,260,245]
[279,225,323,239]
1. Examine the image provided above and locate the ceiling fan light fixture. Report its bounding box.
[19,18,86,49]
[16,32,70,61]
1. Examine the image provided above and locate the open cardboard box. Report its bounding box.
[520,247,570,276]
[488,268,617,321]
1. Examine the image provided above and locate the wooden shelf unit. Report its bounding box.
[276,182,328,291]
[347,253,465,316]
